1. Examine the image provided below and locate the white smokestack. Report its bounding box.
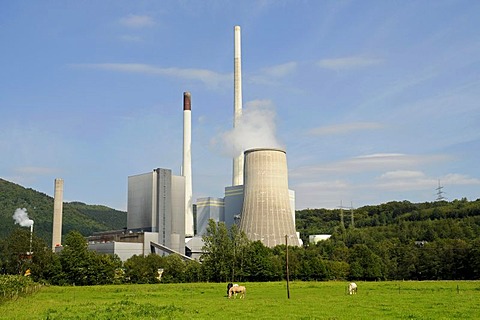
[183,92,194,237]
[29,224,34,255]
[52,178,64,251]
[13,208,34,227]
[232,25,244,186]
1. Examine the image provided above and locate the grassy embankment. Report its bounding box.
[1,281,480,319]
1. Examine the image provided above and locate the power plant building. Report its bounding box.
[88,25,301,262]
[224,185,244,228]
[127,168,186,255]
[195,197,224,236]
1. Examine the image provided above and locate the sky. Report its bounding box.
[1,1,479,211]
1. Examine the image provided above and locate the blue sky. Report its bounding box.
[1,1,479,211]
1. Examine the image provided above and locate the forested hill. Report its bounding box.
[0,178,127,246]
[3,176,479,249]
[296,198,480,242]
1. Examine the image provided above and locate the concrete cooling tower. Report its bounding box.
[239,148,300,247]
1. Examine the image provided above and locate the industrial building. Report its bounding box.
[76,25,302,262]
[127,168,185,254]
[85,168,191,262]
[196,197,224,236]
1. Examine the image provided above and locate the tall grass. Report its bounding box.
[0,275,41,303]
[1,281,480,319]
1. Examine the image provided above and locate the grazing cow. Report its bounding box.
[227,283,239,295]
[228,285,246,299]
[348,282,358,295]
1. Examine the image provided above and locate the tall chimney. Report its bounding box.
[232,25,244,186]
[52,178,64,251]
[183,92,194,237]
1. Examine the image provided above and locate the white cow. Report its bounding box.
[348,282,358,295]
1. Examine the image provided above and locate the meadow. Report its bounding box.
[1,281,480,319]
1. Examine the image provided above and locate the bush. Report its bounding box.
[0,275,41,302]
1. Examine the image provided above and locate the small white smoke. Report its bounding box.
[13,208,34,227]
[214,99,284,157]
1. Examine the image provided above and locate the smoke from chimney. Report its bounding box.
[214,99,284,157]
[13,208,34,227]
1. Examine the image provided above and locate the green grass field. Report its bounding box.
[1,281,480,319]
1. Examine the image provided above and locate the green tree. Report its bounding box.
[0,228,35,275]
[56,230,120,285]
[57,231,94,285]
[124,254,165,284]
[89,253,122,285]
[325,260,349,280]
[185,260,203,283]
[348,244,385,280]
[30,238,61,284]
[298,252,327,281]
[162,254,186,283]
[467,238,480,279]
[201,220,234,282]
[230,224,250,282]
[243,241,282,281]
[393,244,418,280]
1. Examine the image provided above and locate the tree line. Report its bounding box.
[1,199,480,284]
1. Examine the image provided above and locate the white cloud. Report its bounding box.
[119,15,156,28]
[249,61,297,85]
[379,170,426,180]
[294,179,350,191]
[73,63,231,89]
[290,153,452,182]
[317,56,383,70]
[309,122,384,136]
[347,153,451,172]
[375,170,433,191]
[374,170,480,192]
[263,61,297,77]
[442,173,480,185]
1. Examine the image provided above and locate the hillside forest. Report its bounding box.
[1,177,480,283]
[0,178,127,246]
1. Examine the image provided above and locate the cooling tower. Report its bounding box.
[239,148,300,247]
[232,25,244,186]
[52,178,64,251]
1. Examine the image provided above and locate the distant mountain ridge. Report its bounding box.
[0,178,127,246]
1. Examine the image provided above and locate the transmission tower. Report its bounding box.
[338,201,354,228]
[338,201,345,228]
[436,180,446,201]
[350,202,355,228]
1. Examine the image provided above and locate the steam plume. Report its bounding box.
[13,208,34,227]
[216,99,284,157]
